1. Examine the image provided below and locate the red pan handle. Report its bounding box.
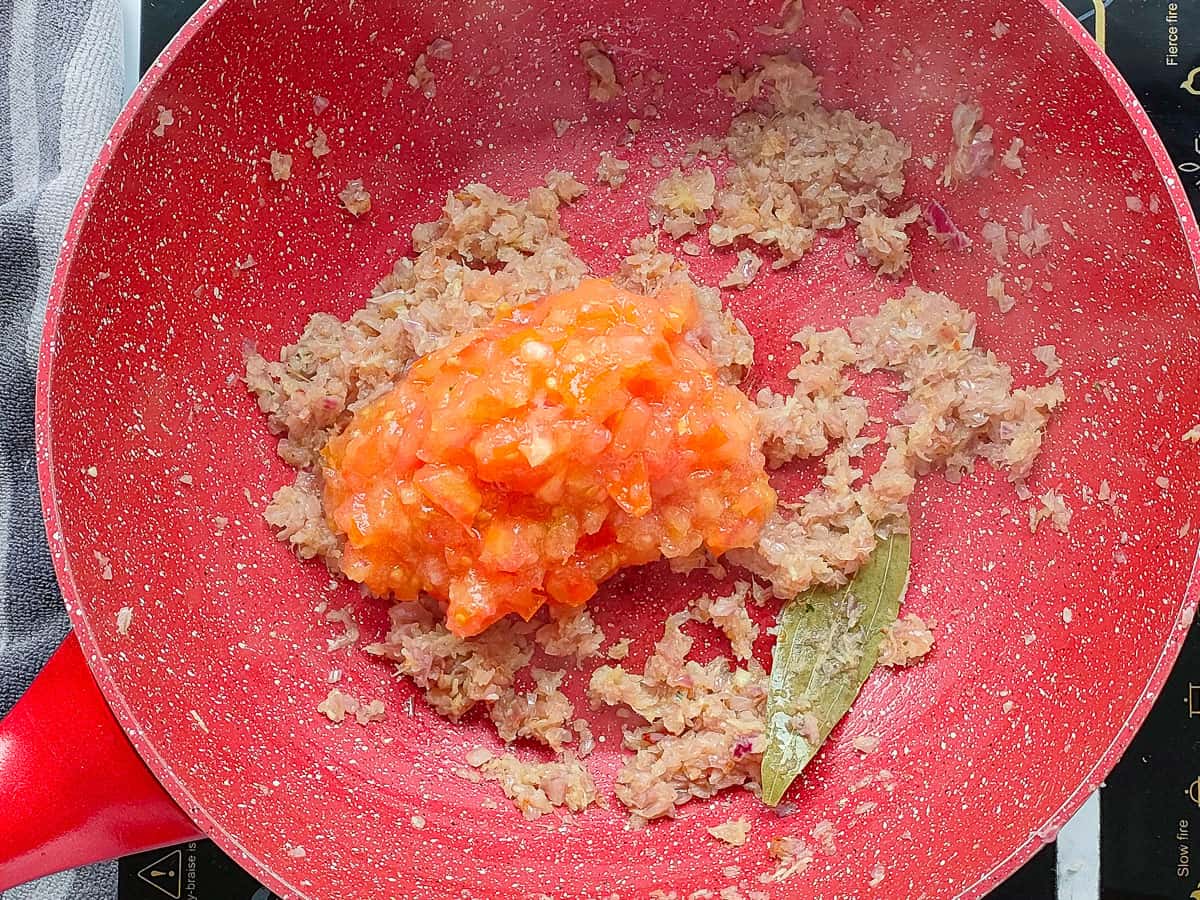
[0,631,202,891]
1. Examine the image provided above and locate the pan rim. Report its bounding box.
[32,1,1200,897]
[958,4,1200,897]
[32,3,303,896]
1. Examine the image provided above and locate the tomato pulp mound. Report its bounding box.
[322,278,776,636]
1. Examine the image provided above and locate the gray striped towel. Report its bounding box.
[1,0,125,897]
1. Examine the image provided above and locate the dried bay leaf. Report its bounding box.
[760,527,911,806]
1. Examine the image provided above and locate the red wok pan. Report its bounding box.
[3,0,1199,896]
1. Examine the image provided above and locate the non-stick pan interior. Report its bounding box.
[39,0,1200,896]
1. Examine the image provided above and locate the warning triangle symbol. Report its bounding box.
[136,848,183,899]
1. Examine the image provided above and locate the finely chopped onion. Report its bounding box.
[245,54,1061,830]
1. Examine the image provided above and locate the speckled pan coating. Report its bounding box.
[35,0,1200,897]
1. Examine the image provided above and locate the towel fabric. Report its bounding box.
[0,0,125,897]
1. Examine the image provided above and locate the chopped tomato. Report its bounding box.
[322,278,776,637]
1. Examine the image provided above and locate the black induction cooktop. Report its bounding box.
[121,3,1200,898]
